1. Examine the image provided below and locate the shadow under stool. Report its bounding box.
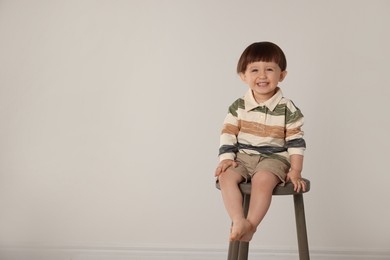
[216,178,311,260]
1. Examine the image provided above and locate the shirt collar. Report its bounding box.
[244,87,283,112]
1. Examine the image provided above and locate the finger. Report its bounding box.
[297,180,306,192]
[214,167,222,177]
[295,181,301,193]
[221,164,228,172]
[301,181,307,192]
[299,180,306,192]
[223,162,234,172]
[292,181,298,192]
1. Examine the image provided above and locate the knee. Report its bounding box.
[251,171,278,189]
[218,170,242,186]
[217,172,230,185]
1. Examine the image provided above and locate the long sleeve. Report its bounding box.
[285,101,306,156]
[218,100,241,161]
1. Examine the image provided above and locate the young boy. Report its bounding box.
[215,42,307,242]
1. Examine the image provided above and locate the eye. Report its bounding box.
[266,68,274,71]
[251,69,258,73]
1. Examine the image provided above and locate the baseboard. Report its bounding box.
[1,243,389,260]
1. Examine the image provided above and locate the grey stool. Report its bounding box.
[216,179,310,260]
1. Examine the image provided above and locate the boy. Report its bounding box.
[215,42,307,242]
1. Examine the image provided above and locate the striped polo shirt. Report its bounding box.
[219,87,306,167]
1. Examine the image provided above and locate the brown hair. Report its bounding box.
[236,42,287,74]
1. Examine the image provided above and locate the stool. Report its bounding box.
[216,179,311,260]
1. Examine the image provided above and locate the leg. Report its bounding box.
[218,169,252,241]
[242,171,280,242]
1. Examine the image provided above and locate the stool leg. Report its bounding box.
[238,241,249,260]
[293,194,310,260]
[227,193,251,260]
[227,240,239,260]
[237,194,250,260]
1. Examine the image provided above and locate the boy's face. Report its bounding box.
[240,61,287,103]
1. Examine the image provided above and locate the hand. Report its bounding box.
[286,170,307,193]
[214,159,238,177]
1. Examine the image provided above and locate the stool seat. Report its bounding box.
[216,178,310,195]
[216,178,311,260]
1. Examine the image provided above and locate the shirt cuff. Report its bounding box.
[288,147,305,156]
[219,152,236,162]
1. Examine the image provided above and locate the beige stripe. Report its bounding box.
[286,127,302,138]
[221,123,240,135]
[241,120,285,139]
[237,133,284,146]
[236,108,285,125]
[224,113,239,125]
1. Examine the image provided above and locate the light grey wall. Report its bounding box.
[1,0,389,253]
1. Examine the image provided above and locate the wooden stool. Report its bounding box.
[216,179,311,260]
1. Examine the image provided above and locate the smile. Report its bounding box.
[256,82,268,87]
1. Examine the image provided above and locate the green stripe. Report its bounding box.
[228,98,303,124]
[228,98,244,117]
[251,104,286,116]
[286,108,303,124]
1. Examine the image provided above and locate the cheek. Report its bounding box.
[274,74,283,82]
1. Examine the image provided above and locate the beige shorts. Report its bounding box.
[230,153,289,185]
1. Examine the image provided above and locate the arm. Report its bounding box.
[285,101,306,192]
[286,154,307,192]
[215,101,241,176]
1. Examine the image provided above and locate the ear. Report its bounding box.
[279,71,288,82]
[239,72,247,83]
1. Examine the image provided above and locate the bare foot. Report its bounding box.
[230,219,254,241]
[240,223,256,242]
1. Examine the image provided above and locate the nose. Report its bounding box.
[258,70,266,78]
